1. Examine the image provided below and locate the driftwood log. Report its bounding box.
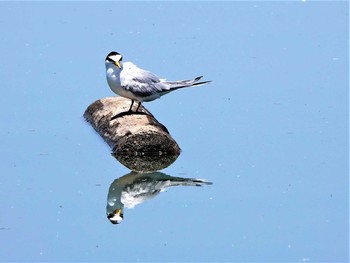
[84,97,181,171]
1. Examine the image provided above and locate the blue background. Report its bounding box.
[0,1,348,262]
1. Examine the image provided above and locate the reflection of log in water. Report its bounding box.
[113,154,179,173]
[84,97,181,171]
[107,172,212,224]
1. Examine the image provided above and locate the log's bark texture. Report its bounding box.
[84,97,180,171]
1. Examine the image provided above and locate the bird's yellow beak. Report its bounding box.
[115,208,122,216]
[115,61,121,69]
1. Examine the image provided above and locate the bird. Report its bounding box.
[105,51,211,115]
[106,171,212,224]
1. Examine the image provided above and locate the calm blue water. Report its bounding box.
[0,2,348,262]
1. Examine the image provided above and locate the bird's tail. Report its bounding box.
[164,76,212,91]
[163,177,213,187]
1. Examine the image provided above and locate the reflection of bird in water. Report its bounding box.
[106,171,212,224]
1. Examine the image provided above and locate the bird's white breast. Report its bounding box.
[106,64,140,100]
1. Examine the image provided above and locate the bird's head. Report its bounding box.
[107,208,124,224]
[105,51,123,69]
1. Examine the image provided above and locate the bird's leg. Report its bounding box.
[128,100,135,112]
[111,99,137,120]
[135,101,141,112]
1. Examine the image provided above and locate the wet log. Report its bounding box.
[83,97,181,171]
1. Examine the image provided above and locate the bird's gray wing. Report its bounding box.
[121,64,167,98]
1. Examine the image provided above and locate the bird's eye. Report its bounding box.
[107,213,113,219]
[106,56,114,63]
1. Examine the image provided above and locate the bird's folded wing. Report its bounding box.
[121,64,167,97]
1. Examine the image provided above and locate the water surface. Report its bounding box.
[0,1,348,262]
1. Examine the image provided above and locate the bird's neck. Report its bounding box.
[106,62,122,72]
[107,64,122,77]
